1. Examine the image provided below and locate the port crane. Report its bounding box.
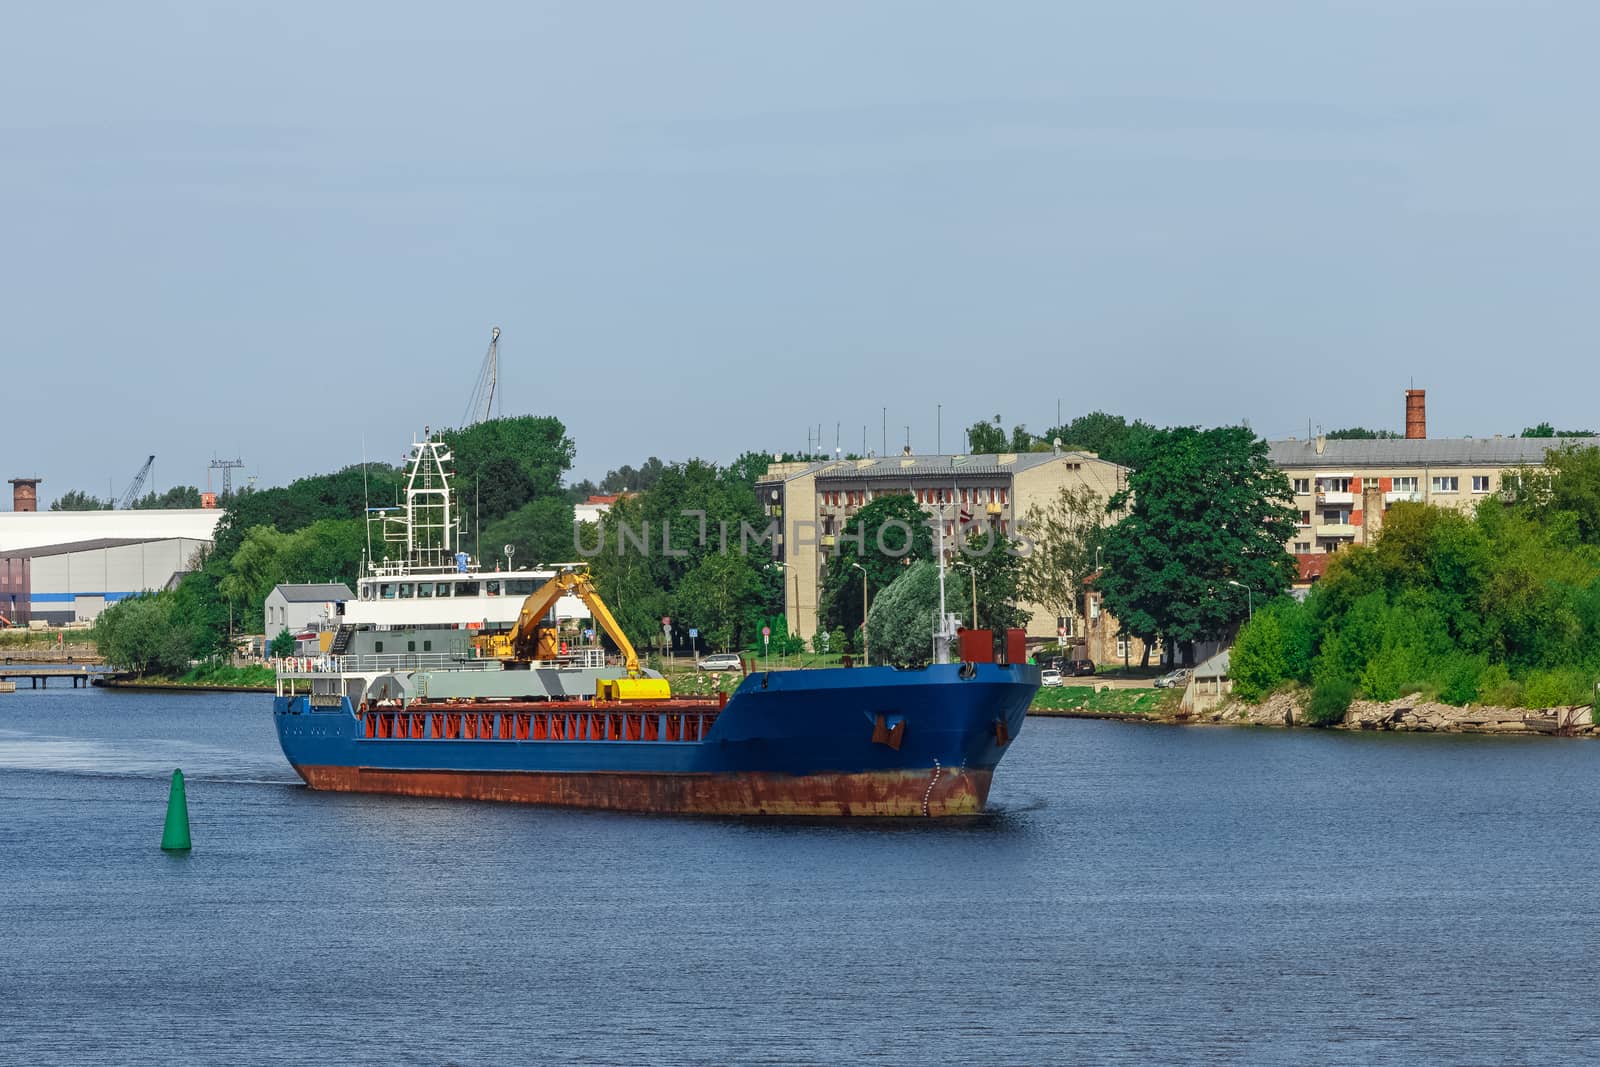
[117,455,156,509]
[461,326,502,426]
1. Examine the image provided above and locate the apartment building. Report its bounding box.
[1268,391,1589,571]
[755,449,1126,644]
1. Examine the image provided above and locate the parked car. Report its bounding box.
[1040,668,1063,688]
[1065,658,1096,677]
[1153,668,1192,689]
[697,653,743,672]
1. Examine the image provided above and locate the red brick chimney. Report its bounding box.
[8,478,40,512]
[1404,389,1426,440]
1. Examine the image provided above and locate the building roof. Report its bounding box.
[271,582,355,603]
[0,509,224,555]
[1295,553,1332,584]
[1267,436,1594,469]
[757,451,1119,484]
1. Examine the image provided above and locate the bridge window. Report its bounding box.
[506,579,536,595]
[417,584,433,599]
[398,583,414,599]
[455,582,479,596]
[375,641,384,653]
[486,580,501,596]
[434,583,452,597]
[380,584,395,600]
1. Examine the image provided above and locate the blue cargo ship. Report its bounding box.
[270,432,1038,816]
[273,661,1036,816]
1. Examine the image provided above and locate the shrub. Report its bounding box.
[1437,654,1486,706]
[1477,663,1522,707]
[269,629,296,658]
[1521,668,1596,709]
[1307,676,1356,726]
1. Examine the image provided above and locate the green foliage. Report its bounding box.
[439,416,575,512]
[1040,412,1162,468]
[1096,426,1298,662]
[1325,427,1402,440]
[480,497,577,567]
[1233,443,1600,712]
[49,489,110,511]
[958,527,1030,632]
[967,420,1007,454]
[865,561,941,668]
[269,629,296,657]
[818,494,934,639]
[1017,484,1111,634]
[1306,676,1355,726]
[94,593,194,675]
[132,485,203,509]
[584,459,779,652]
[1521,422,1597,438]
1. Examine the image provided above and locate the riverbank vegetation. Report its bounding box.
[1232,443,1600,716]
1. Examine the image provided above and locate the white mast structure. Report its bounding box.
[462,327,502,426]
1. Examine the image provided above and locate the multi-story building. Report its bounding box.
[756,449,1126,645]
[1268,391,1592,573]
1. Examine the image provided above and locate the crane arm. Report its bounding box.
[568,573,641,676]
[485,568,642,676]
[119,455,156,509]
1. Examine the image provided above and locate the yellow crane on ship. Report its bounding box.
[473,568,670,700]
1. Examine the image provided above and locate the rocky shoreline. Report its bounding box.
[1199,691,1596,736]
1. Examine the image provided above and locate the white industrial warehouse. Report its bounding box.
[1,479,222,626]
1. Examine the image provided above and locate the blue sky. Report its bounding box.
[4,1,1596,503]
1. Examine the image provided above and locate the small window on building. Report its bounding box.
[1293,478,1310,494]
[1393,476,1419,493]
[1116,637,1128,658]
[1472,475,1491,493]
[1432,476,1459,493]
[1298,510,1311,527]
[1364,477,1381,491]
[423,640,432,652]
[1295,541,1311,553]
[375,641,384,653]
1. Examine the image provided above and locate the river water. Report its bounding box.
[3,685,1598,1065]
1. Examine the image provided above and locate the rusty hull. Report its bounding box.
[293,763,993,817]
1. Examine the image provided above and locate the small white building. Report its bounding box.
[264,583,354,638]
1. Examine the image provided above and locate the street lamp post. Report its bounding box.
[1227,580,1253,621]
[849,562,869,666]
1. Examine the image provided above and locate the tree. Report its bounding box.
[1521,423,1596,438]
[818,494,935,640]
[439,415,575,509]
[1326,427,1401,440]
[93,592,194,675]
[967,420,1007,454]
[133,486,204,509]
[956,526,1030,632]
[674,551,767,651]
[269,629,296,657]
[1017,485,1113,636]
[480,497,577,566]
[1096,426,1298,665]
[865,561,941,667]
[50,489,109,511]
[1040,412,1160,469]
[1502,441,1600,544]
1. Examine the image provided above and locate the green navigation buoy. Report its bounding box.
[161,769,192,852]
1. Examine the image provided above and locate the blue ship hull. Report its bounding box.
[274,663,1038,816]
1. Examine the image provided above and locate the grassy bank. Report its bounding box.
[1029,685,1179,716]
[111,662,277,691]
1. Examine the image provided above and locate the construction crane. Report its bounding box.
[474,568,670,699]
[117,456,156,509]
[461,326,501,426]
